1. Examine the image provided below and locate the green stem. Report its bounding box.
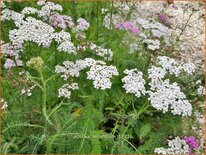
[48,102,67,118]
[39,70,53,126]
[122,101,150,136]
[111,101,150,153]
[46,119,76,153]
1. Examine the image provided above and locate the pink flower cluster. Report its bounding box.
[49,13,74,29]
[183,136,199,154]
[115,21,140,34]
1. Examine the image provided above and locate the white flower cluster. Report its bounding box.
[38,1,63,20]
[157,56,196,76]
[120,56,194,116]
[2,9,24,27]
[148,79,192,116]
[58,83,79,99]
[197,86,205,96]
[136,18,169,37]
[136,18,170,51]
[55,60,86,80]
[2,2,112,70]
[122,69,146,97]
[154,137,190,154]
[2,42,23,68]
[147,56,195,116]
[53,30,76,54]
[21,7,39,15]
[55,58,118,90]
[53,30,78,54]
[87,64,119,90]
[9,17,55,47]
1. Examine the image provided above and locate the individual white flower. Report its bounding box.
[155,137,190,154]
[122,69,146,97]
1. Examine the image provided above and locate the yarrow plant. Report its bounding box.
[155,136,199,154]
[1,0,204,154]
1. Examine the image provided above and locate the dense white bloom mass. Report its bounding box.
[1,1,113,69]
[122,69,146,97]
[57,41,76,54]
[87,64,119,90]
[155,137,190,154]
[147,57,195,116]
[55,58,118,90]
[148,79,192,116]
[9,17,55,47]
[157,56,196,76]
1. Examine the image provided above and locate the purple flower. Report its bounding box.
[4,58,16,69]
[131,27,140,34]
[49,13,67,29]
[158,13,172,27]
[115,21,140,35]
[63,15,74,28]
[123,21,134,30]
[115,23,123,29]
[184,136,199,154]
[76,18,90,31]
